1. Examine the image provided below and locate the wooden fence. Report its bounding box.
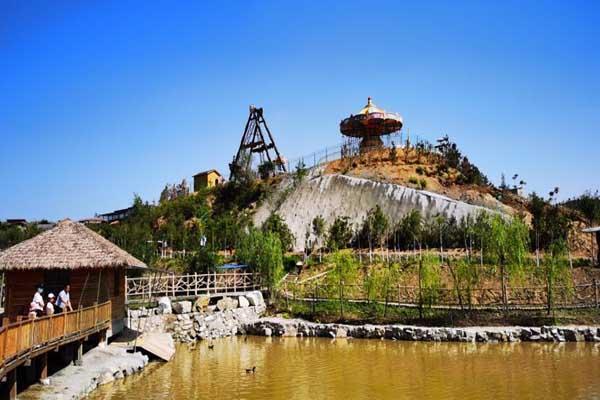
[126,272,261,304]
[282,280,600,312]
[0,301,111,378]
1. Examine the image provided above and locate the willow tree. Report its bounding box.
[237,229,284,296]
[418,253,442,318]
[485,214,529,309]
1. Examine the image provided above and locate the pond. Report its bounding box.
[89,337,600,399]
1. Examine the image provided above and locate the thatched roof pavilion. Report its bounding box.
[0,219,145,335]
[0,219,146,270]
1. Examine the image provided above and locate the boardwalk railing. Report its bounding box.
[126,272,261,304]
[0,301,111,378]
[282,281,600,312]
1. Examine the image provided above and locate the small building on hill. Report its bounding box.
[193,169,224,191]
[98,207,134,223]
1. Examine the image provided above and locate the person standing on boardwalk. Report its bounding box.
[30,284,45,317]
[46,293,56,315]
[57,283,73,313]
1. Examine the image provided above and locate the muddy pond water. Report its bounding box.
[89,336,600,399]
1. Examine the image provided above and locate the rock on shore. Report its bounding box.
[246,318,600,343]
[20,345,148,400]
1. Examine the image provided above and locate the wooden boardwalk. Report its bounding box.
[0,301,111,384]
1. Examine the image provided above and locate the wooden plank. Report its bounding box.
[136,332,175,362]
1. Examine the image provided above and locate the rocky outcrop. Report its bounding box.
[254,173,502,251]
[22,345,148,399]
[247,318,600,343]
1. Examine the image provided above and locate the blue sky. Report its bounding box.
[1,1,598,221]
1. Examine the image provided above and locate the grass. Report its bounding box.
[273,298,600,327]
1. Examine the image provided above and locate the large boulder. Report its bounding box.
[172,301,192,314]
[238,296,250,308]
[194,295,210,312]
[216,297,238,311]
[157,297,172,314]
[245,291,264,307]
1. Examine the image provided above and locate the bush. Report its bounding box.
[419,179,427,189]
[262,213,295,251]
[237,229,284,291]
[408,176,418,185]
[185,248,222,274]
[416,166,425,175]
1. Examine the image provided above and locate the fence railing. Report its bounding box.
[282,280,600,313]
[0,301,111,377]
[126,272,262,304]
[285,131,427,172]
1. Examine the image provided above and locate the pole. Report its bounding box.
[594,279,599,308]
[339,282,344,320]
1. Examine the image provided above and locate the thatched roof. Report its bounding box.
[0,219,147,271]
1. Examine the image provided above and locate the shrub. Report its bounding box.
[419,179,427,189]
[416,166,425,175]
[408,176,418,185]
[262,213,295,251]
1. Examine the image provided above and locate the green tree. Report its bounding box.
[262,213,295,251]
[326,216,354,250]
[360,205,389,250]
[486,214,529,308]
[237,229,284,294]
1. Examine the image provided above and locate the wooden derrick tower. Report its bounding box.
[229,105,286,181]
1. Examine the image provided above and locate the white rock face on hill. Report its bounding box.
[253,172,502,251]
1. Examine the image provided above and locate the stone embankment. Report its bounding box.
[247,318,600,343]
[20,345,148,400]
[127,291,266,343]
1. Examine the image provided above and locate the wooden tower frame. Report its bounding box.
[229,105,286,181]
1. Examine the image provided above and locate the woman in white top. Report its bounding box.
[31,284,45,317]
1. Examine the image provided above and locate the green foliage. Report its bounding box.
[543,239,573,311]
[359,205,389,248]
[262,213,295,251]
[327,250,359,286]
[293,160,308,185]
[185,247,222,274]
[0,222,41,250]
[484,214,529,279]
[529,192,571,251]
[419,178,427,189]
[312,215,326,238]
[448,256,480,309]
[237,229,284,291]
[419,254,442,307]
[258,160,276,180]
[393,210,423,249]
[326,216,354,250]
[416,166,425,175]
[408,176,418,185]
[563,190,600,225]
